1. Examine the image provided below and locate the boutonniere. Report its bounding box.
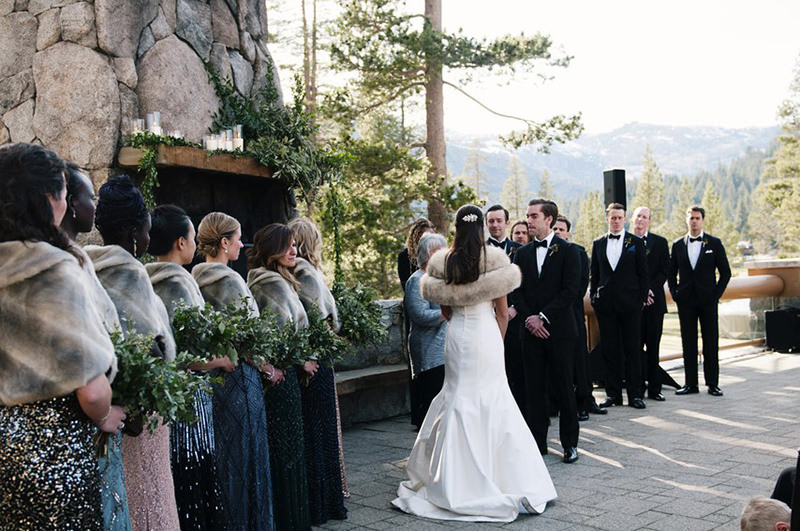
[702,238,709,246]
[646,247,651,256]
[548,243,559,257]
[624,236,633,247]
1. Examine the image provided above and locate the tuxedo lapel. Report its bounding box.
[599,236,613,274]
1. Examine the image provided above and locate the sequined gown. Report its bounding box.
[193,262,274,531]
[0,395,102,530]
[301,365,347,524]
[147,261,226,530]
[264,367,312,530]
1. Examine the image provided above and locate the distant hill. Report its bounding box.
[446,122,780,204]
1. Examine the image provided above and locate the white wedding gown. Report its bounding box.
[392,301,557,522]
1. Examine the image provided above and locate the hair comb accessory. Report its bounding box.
[461,213,478,223]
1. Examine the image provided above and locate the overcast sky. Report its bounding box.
[441,0,800,134]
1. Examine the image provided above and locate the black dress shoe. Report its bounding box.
[675,385,699,395]
[707,386,724,397]
[599,397,622,408]
[648,393,665,402]
[588,402,608,415]
[578,410,589,421]
[630,398,646,409]
[562,447,579,464]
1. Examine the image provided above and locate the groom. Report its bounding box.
[512,198,581,464]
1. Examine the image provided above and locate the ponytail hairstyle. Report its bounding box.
[148,204,192,256]
[445,204,485,285]
[248,223,299,291]
[196,212,240,258]
[0,142,81,262]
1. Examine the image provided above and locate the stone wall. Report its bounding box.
[0,0,281,185]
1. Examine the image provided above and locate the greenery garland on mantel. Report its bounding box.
[123,63,345,210]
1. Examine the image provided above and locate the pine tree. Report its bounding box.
[662,177,696,241]
[749,54,800,254]
[631,144,666,225]
[463,139,489,203]
[500,156,531,221]
[572,191,606,254]
[538,169,554,200]
[701,181,739,250]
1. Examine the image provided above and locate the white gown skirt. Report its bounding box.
[392,301,557,522]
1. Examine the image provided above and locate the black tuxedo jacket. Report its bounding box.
[572,242,589,325]
[511,235,581,339]
[642,232,669,314]
[667,233,731,305]
[589,231,649,314]
[488,237,522,260]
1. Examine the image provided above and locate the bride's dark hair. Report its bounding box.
[445,204,485,285]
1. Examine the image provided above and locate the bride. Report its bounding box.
[392,204,557,522]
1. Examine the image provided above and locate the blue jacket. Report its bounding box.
[404,269,446,377]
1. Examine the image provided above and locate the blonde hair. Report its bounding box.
[288,216,323,269]
[197,212,240,258]
[740,496,790,531]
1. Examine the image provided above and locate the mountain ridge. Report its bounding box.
[446,122,779,203]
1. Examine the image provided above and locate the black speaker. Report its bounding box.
[765,308,800,352]
[603,169,626,209]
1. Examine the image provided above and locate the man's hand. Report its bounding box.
[508,306,518,320]
[646,289,655,306]
[525,314,550,339]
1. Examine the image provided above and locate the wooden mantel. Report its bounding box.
[118,145,274,179]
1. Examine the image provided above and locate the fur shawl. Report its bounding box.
[422,245,521,307]
[247,267,308,329]
[191,262,259,317]
[75,246,121,337]
[0,241,116,405]
[293,257,341,332]
[146,262,205,321]
[85,245,176,362]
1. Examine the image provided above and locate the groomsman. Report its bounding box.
[590,203,649,410]
[486,204,522,258]
[553,215,607,420]
[512,199,581,463]
[486,204,526,415]
[668,206,731,397]
[631,206,670,401]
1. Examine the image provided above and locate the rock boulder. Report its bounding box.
[32,42,120,169]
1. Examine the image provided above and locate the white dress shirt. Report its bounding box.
[688,232,704,269]
[606,231,624,271]
[533,231,555,276]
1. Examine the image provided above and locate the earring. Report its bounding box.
[71,207,76,219]
[224,248,228,254]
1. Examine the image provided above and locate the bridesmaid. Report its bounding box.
[192,212,275,531]
[86,175,181,531]
[0,143,124,530]
[247,223,312,531]
[146,204,231,530]
[288,217,348,525]
[60,161,132,531]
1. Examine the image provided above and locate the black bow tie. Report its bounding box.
[608,234,621,240]
[488,239,503,248]
[689,236,702,243]
[533,239,548,248]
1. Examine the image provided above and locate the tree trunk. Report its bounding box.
[424,0,449,232]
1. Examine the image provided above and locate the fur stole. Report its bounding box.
[146,262,205,321]
[85,245,176,362]
[247,267,308,329]
[191,262,259,317]
[0,241,115,405]
[422,245,521,307]
[293,257,341,332]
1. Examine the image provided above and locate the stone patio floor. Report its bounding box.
[317,347,800,530]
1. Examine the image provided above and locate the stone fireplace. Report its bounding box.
[0,0,282,187]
